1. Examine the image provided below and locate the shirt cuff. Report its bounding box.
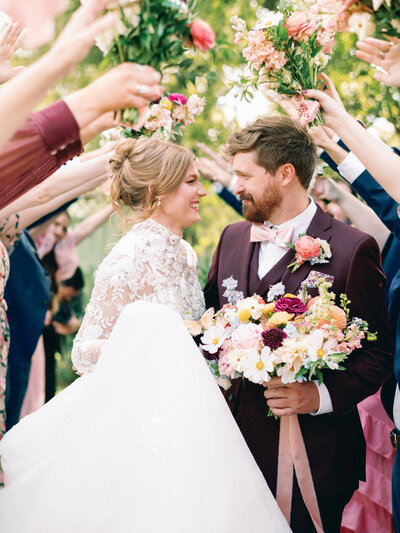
[310,381,333,416]
[337,151,366,184]
[227,173,237,193]
[212,182,224,194]
[332,133,340,143]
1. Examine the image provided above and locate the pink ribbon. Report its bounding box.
[277,415,324,533]
[250,224,294,248]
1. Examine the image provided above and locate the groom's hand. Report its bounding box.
[263,377,320,416]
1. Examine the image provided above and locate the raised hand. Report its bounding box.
[0,21,25,84]
[64,63,163,134]
[196,142,232,173]
[48,0,118,74]
[197,157,233,189]
[356,36,400,87]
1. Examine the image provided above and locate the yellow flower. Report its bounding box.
[268,311,294,326]
[284,293,297,298]
[238,308,251,322]
[160,98,173,110]
[261,302,276,315]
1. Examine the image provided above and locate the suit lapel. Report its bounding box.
[255,205,333,298]
[236,223,257,298]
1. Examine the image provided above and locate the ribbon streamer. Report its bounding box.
[276,414,324,533]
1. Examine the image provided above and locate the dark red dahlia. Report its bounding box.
[274,297,307,316]
[261,328,287,350]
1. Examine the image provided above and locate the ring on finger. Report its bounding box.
[136,84,150,95]
[379,50,385,59]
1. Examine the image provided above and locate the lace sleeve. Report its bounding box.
[71,252,156,374]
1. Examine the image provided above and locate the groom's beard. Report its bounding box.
[240,183,283,223]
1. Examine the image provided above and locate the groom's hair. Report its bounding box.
[226,116,317,189]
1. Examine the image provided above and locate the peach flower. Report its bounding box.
[295,235,321,259]
[190,19,216,52]
[285,12,318,41]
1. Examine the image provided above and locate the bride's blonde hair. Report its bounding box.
[110,137,195,229]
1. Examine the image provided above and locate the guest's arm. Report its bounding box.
[304,79,400,204]
[0,150,112,218]
[310,125,400,240]
[0,0,117,148]
[72,205,114,246]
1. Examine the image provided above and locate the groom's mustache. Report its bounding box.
[240,193,254,202]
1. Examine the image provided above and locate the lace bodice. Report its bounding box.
[71,219,205,374]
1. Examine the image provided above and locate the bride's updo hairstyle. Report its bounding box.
[110,137,195,229]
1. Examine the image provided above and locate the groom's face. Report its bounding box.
[233,151,283,223]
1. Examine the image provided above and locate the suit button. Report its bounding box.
[41,300,49,308]
[228,393,234,402]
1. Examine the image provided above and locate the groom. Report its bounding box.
[204,116,393,533]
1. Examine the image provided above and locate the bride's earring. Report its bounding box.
[157,198,161,206]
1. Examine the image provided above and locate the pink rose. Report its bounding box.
[218,341,236,379]
[190,19,216,52]
[231,323,263,350]
[168,93,187,105]
[285,12,317,41]
[295,235,321,259]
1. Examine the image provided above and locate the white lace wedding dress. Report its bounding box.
[0,219,291,532]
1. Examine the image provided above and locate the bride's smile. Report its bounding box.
[152,162,207,235]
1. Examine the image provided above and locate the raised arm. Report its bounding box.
[0,0,117,148]
[72,205,114,246]
[304,79,400,204]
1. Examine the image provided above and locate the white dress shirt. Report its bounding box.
[258,198,317,279]
[257,199,333,416]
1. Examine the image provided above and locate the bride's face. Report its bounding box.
[159,162,207,233]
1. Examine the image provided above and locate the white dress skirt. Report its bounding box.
[0,302,291,533]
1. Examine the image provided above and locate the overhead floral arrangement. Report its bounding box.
[123,92,206,140]
[94,0,215,130]
[231,1,338,126]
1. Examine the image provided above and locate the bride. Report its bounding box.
[0,138,291,532]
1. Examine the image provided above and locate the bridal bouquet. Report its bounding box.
[187,276,375,394]
[94,0,215,127]
[231,2,338,125]
[123,92,205,140]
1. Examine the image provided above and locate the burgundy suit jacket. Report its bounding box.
[204,205,393,499]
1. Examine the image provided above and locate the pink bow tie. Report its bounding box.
[250,224,294,249]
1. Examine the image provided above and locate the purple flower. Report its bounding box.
[202,347,217,361]
[168,93,187,105]
[262,329,287,350]
[274,297,307,316]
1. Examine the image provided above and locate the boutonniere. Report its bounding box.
[287,234,331,273]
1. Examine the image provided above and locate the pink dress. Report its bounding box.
[341,391,395,532]
[19,336,45,419]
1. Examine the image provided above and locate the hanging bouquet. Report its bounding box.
[123,92,205,140]
[339,0,400,39]
[186,276,376,400]
[94,0,215,129]
[231,2,338,126]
